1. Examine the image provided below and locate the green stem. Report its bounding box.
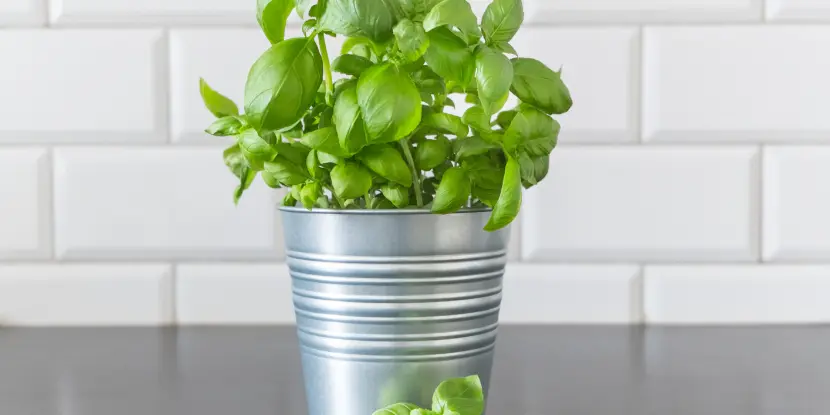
[323,184,343,209]
[317,33,334,105]
[399,139,424,208]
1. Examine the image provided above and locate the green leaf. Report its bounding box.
[423,0,481,45]
[319,0,394,43]
[464,154,505,189]
[444,97,456,108]
[511,57,573,115]
[275,140,311,165]
[302,19,317,36]
[261,170,281,188]
[422,113,468,137]
[238,129,277,171]
[282,190,298,206]
[494,109,516,129]
[332,54,374,77]
[245,38,323,132]
[357,62,422,143]
[410,410,440,415]
[380,183,410,208]
[263,156,308,186]
[424,27,474,88]
[333,78,357,100]
[492,41,517,55]
[357,145,413,187]
[341,36,387,59]
[333,82,369,155]
[462,106,491,133]
[431,166,471,214]
[296,0,314,18]
[300,127,350,157]
[474,46,513,115]
[306,150,326,179]
[369,196,397,209]
[233,167,257,205]
[394,19,430,62]
[200,78,239,118]
[416,137,451,170]
[481,0,523,44]
[432,375,486,415]
[503,106,559,156]
[223,144,248,179]
[390,0,442,18]
[372,403,421,415]
[331,162,373,200]
[317,151,342,164]
[206,116,246,136]
[300,181,322,209]
[454,136,499,160]
[484,156,521,231]
[518,151,548,188]
[472,184,499,207]
[257,0,294,44]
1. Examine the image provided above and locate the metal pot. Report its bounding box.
[280,207,510,415]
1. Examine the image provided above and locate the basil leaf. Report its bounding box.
[503,105,559,156]
[474,46,513,115]
[317,151,342,164]
[291,184,302,200]
[333,78,357,100]
[245,38,323,132]
[238,129,277,171]
[331,162,373,200]
[481,0,523,44]
[206,116,245,136]
[357,62,422,143]
[261,170,282,188]
[380,183,410,208]
[433,160,452,180]
[492,41,517,55]
[332,54,374,77]
[423,0,481,45]
[275,140,311,165]
[416,137,451,170]
[464,154,505,189]
[333,82,369,155]
[410,410,440,415]
[372,403,421,415]
[302,18,317,36]
[518,152,549,188]
[300,127,350,157]
[511,57,573,115]
[233,167,257,205]
[296,0,314,18]
[300,181,322,210]
[306,150,326,179]
[223,143,248,179]
[454,136,499,160]
[357,145,413,187]
[431,375,485,415]
[390,0,442,18]
[424,27,474,88]
[369,195,397,209]
[462,106,491,133]
[472,185,499,207]
[393,19,429,62]
[484,156,521,231]
[264,156,308,186]
[422,113,468,137]
[341,36,387,59]
[319,0,394,43]
[431,166,471,214]
[494,109,517,129]
[443,97,456,108]
[200,78,239,118]
[282,190,297,206]
[257,0,294,44]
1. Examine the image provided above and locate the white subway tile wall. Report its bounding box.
[0,0,825,325]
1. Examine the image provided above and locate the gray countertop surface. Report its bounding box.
[2,326,829,415]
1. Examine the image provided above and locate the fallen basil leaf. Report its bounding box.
[431,166,471,214]
[245,37,323,131]
[331,162,373,200]
[200,78,239,118]
[372,403,420,415]
[432,375,485,415]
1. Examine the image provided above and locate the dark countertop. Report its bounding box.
[2,326,830,415]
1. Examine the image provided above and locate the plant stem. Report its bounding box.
[323,184,343,208]
[399,138,424,208]
[317,33,334,105]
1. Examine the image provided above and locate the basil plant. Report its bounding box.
[200,0,572,231]
[373,375,485,415]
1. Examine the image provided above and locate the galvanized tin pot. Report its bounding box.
[280,207,510,415]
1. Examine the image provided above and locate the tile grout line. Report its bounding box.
[46,148,57,261]
[758,145,765,263]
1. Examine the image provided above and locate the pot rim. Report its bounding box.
[279,206,492,215]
